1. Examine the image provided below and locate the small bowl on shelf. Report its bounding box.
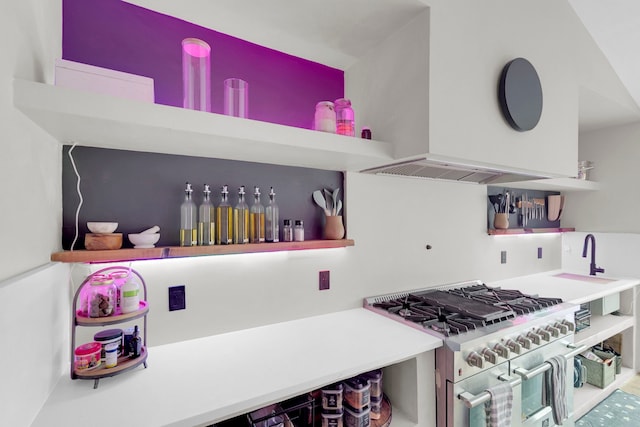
[87,222,118,234]
[128,233,160,249]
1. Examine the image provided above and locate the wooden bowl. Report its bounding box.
[84,233,123,250]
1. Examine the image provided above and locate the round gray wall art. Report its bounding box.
[498,57,543,131]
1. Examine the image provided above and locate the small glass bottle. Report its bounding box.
[198,184,215,246]
[265,187,279,242]
[283,219,293,242]
[294,220,305,242]
[216,185,233,245]
[131,325,142,359]
[180,182,197,246]
[361,127,372,139]
[314,101,336,133]
[233,186,250,244]
[335,98,355,136]
[250,186,265,243]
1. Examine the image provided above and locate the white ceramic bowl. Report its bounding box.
[87,222,118,234]
[128,233,160,248]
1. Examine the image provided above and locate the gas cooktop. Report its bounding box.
[364,280,565,338]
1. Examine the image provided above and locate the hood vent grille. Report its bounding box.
[361,157,548,184]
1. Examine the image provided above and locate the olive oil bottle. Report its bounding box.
[216,185,233,245]
[198,184,215,246]
[265,187,279,242]
[233,186,250,244]
[250,186,265,243]
[180,182,197,246]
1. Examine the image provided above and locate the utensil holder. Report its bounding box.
[324,215,345,240]
[493,213,509,230]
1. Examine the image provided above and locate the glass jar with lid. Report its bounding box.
[80,274,117,318]
[314,101,336,133]
[334,98,355,136]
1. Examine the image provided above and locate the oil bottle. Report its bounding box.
[180,182,197,246]
[198,184,215,246]
[250,186,265,243]
[265,187,279,242]
[216,185,233,245]
[233,185,249,244]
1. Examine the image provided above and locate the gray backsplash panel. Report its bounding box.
[62,146,344,249]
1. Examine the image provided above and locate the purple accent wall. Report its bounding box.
[62,0,344,129]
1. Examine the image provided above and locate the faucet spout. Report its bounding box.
[582,234,605,276]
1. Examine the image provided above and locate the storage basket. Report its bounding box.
[592,349,621,375]
[577,355,616,388]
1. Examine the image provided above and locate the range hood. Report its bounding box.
[360,155,557,185]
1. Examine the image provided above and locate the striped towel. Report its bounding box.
[484,382,513,427]
[545,355,567,425]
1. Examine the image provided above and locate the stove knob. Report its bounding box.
[561,319,576,332]
[526,331,542,345]
[505,339,522,355]
[466,351,484,368]
[554,322,569,335]
[481,348,498,365]
[545,325,560,338]
[536,329,551,342]
[493,343,510,359]
[517,335,533,349]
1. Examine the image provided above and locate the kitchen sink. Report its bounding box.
[552,272,616,284]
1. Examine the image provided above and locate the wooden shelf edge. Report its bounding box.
[52,239,355,264]
[488,227,575,235]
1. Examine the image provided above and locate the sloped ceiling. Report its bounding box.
[569,0,640,132]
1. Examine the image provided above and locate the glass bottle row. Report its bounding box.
[180,182,280,246]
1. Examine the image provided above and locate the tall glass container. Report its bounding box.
[216,185,233,245]
[335,98,355,136]
[198,184,215,246]
[182,38,211,112]
[250,186,265,243]
[233,186,250,244]
[265,187,279,242]
[180,182,197,246]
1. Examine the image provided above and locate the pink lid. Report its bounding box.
[75,342,102,356]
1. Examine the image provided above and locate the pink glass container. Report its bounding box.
[182,38,211,112]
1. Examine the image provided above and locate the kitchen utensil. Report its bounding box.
[128,233,160,248]
[323,188,334,214]
[141,225,160,234]
[547,195,561,221]
[313,190,330,215]
[558,195,565,220]
[332,188,340,215]
[336,200,343,215]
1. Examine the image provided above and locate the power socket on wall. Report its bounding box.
[319,271,330,290]
[168,285,186,311]
[501,251,507,264]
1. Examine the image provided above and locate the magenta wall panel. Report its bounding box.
[62,0,344,129]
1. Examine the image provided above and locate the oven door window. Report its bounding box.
[521,374,545,419]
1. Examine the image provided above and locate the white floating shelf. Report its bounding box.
[575,314,634,348]
[13,79,394,172]
[497,177,600,192]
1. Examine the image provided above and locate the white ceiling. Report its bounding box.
[569,0,640,132]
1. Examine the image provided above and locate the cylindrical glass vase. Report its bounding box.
[182,38,211,112]
[223,78,249,118]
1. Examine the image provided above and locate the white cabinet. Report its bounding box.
[573,287,637,419]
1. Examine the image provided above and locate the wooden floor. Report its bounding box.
[621,374,640,396]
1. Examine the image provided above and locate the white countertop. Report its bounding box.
[490,269,640,305]
[32,308,441,427]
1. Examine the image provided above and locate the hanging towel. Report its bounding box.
[545,355,567,425]
[484,382,513,427]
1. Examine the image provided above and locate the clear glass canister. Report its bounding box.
[83,275,117,318]
[315,101,336,133]
[335,98,355,137]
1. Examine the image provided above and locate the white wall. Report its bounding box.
[0,2,69,427]
[563,122,640,233]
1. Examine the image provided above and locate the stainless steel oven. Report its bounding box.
[364,280,581,427]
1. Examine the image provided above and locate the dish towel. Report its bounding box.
[484,382,513,427]
[545,355,567,425]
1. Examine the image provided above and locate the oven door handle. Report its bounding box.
[457,374,522,409]
[512,343,588,380]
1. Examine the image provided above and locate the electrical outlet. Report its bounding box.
[501,251,507,264]
[538,247,543,259]
[319,270,330,290]
[169,285,186,311]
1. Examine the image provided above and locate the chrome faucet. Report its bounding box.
[582,234,605,276]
